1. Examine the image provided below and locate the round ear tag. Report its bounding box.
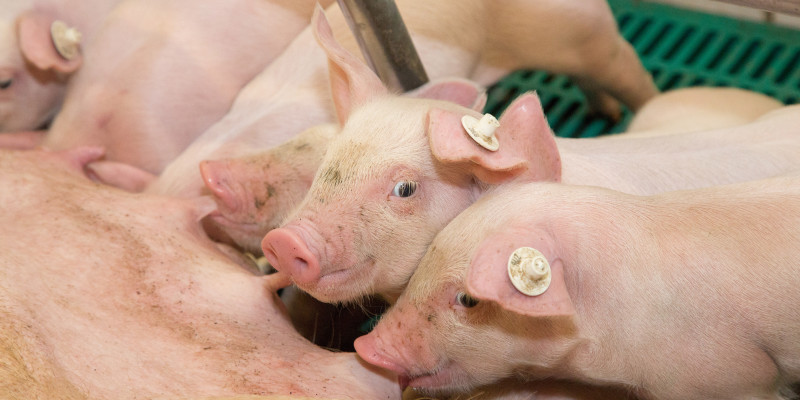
[50,20,82,60]
[507,247,551,296]
[461,113,500,151]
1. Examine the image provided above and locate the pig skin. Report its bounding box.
[356,176,800,400]
[0,148,400,400]
[41,0,333,174]
[402,378,637,400]
[622,87,783,137]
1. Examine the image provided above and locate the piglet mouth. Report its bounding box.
[402,364,456,390]
[312,257,377,303]
[206,211,262,231]
[358,340,454,390]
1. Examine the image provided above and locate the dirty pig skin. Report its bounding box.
[0,148,400,400]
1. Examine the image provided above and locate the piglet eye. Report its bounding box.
[0,79,11,90]
[455,292,479,308]
[392,181,417,198]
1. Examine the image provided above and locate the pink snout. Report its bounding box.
[354,334,410,377]
[199,160,238,212]
[262,228,320,285]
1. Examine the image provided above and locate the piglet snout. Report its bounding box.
[199,160,239,212]
[354,334,409,377]
[262,228,320,285]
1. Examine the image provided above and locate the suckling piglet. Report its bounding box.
[356,176,800,400]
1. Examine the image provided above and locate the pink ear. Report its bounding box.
[466,228,575,317]
[408,78,486,110]
[428,92,562,185]
[312,5,387,125]
[17,11,82,73]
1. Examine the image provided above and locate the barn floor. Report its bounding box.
[484,0,800,138]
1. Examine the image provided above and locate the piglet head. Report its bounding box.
[354,247,502,393]
[200,124,336,254]
[262,6,487,304]
[353,226,546,393]
[356,192,578,393]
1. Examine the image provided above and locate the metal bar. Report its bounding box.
[710,0,800,15]
[336,0,429,92]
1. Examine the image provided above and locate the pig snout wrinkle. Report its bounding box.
[262,228,319,285]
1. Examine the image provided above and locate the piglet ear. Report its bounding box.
[466,228,575,317]
[312,5,387,125]
[17,11,82,73]
[428,92,562,185]
[407,78,487,110]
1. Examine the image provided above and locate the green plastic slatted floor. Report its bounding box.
[484,0,800,138]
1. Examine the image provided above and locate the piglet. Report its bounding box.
[0,0,120,132]
[42,0,331,174]
[261,10,800,305]
[356,176,800,400]
[622,86,783,137]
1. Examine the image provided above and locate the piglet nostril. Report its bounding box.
[291,256,308,273]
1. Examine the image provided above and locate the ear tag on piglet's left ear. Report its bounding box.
[508,247,551,296]
[462,113,500,151]
[50,20,82,60]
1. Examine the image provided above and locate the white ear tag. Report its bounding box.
[462,113,500,151]
[50,20,82,60]
[507,247,551,296]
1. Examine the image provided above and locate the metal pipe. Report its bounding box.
[710,0,800,15]
[336,0,429,92]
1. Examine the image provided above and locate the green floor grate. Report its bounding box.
[484,0,800,138]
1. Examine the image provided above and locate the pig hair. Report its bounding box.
[0,308,88,399]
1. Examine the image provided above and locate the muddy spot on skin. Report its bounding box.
[253,184,276,210]
[320,166,342,187]
[294,142,311,152]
